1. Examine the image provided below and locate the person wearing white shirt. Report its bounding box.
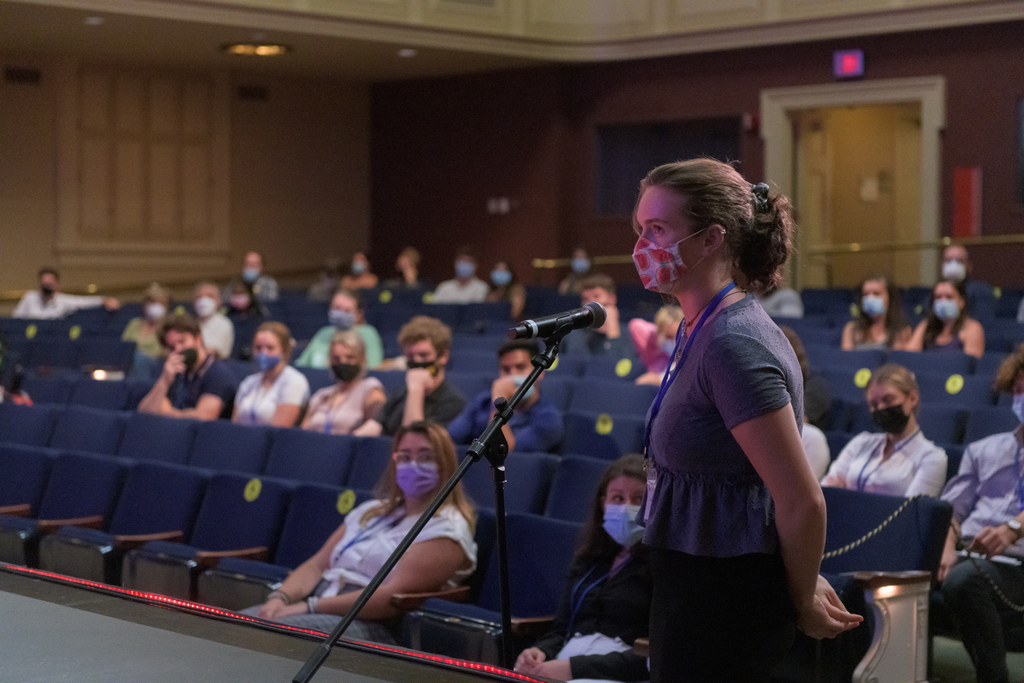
[431,247,489,304]
[13,267,119,319]
[232,322,309,427]
[802,423,831,480]
[822,364,947,497]
[192,282,234,360]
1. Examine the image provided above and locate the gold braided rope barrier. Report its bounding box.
[821,494,923,561]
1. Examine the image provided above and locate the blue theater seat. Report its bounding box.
[458,302,512,334]
[444,371,494,404]
[188,421,273,475]
[347,436,394,490]
[803,346,885,373]
[0,444,54,518]
[543,454,609,524]
[940,443,965,482]
[49,405,128,455]
[117,412,198,465]
[963,406,1019,443]
[69,378,131,410]
[821,367,872,403]
[367,369,407,397]
[293,366,333,394]
[567,378,656,416]
[263,428,355,486]
[544,353,587,377]
[914,372,994,407]
[847,404,967,445]
[451,334,508,355]
[79,339,136,372]
[456,451,558,515]
[27,340,81,370]
[0,403,58,446]
[885,350,975,378]
[38,461,209,585]
[974,352,1009,378]
[448,350,497,375]
[579,356,645,382]
[125,378,156,410]
[20,375,76,406]
[561,412,645,460]
[537,374,574,412]
[823,431,854,462]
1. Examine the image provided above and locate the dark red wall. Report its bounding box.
[371,20,1024,288]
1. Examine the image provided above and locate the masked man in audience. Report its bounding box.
[936,345,1024,683]
[13,267,119,319]
[432,246,489,304]
[137,313,237,421]
[225,251,279,304]
[370,316,465,436]
[941,244,994,322]
[447,339,564,453]
[558,274,636,358]
[192,282,234,360]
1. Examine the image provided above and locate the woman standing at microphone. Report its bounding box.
[632,159,861,682]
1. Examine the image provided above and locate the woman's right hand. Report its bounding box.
[256,595,289,621]
[797,575,863,639]
[513,647,546,674]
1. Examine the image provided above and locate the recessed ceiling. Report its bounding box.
[0,1,546,82]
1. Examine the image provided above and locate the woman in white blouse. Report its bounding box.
[822,364,947,496]
[243,421,477,643]
[232,322,310,427]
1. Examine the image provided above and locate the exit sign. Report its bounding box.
[834,50,864,79]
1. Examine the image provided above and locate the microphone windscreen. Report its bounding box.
[584,301,607,328]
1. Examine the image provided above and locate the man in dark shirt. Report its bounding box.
[447,339,563,453]
[559,274,637,357]
[374,316,465,436]
[137,313,237,420]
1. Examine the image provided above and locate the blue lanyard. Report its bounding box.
[643,282,736,457]
[565,563,613,637]
[322,387,350,435]
[332,511,405,564]
[1014,445,1024,512]
[855,428,921,492]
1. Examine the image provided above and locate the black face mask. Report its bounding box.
[871,404,910,435]
[180,348,199,372]
[407,359,438,376]
[40,285,54,297]
[331,362,361,383]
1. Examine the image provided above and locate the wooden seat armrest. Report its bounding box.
[850,570,932,590]
[510,616,555,638]
[36,515,104,533]
[193,546,268,569]
[113,530,184,551]
[632,637,650,658]
[390,585,470,611]
[0,504,31,517]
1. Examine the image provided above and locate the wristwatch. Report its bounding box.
[1006,519,1022,541]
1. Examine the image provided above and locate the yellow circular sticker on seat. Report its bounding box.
[337,489,356,515]
[854,368,872,389]
[422,292,435,304]
[595,414,614,435]
[69,325,81,340]
[849,303,859,318]
[244,478,262,502]
[945,374,964,394]
[994,287,1002,299]
[174,305,186,315]
[25,324,37,339]
[379,290,393,304]
[615,358,633,377]
[549,357,559,371]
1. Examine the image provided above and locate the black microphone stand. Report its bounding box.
[292,325,572,682]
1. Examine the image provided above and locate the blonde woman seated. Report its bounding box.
[301,331,387,437]
[822,364,947,496]
[242,422,477,644]
[629,306,684,386]
[232,322,310,427]
[906,279,985,358]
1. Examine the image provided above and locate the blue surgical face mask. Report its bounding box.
[572,257,591,274]
[455,261,476,279]
[660,339,676,357]
[329,309,356,330]
[602,503,644,546]
[861,295,886,318]
[242,268,260,283]
[351,261,366,275]
[491,270,512,287]
[933,299,960,322]
[396,461,440,499]
[254,352,280,372]
[1013,394,1024,424]
[510,374,534,400]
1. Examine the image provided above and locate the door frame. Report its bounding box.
[761,76,946,289]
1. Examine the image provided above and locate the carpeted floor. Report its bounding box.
[931,636,1024,683]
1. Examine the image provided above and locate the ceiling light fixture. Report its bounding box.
[223,43,290,57]
[398,48,417,58]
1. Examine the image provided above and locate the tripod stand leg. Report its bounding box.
[493,461,514,670]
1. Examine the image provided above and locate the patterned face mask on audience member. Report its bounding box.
[933,299,960,322]
[861,295,886,318]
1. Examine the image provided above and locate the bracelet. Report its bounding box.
[307,596,319,614]
[266,590,290,605]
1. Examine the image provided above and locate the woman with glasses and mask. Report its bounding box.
[515,454,652,682]
[242,421,477,644]
[906,279,985,358]
[822,364,947,496]
[232,322,310,428]
[302,331,386,437]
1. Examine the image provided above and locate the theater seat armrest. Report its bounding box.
[36,515,104,533]
[193,546,268,569]
[0,504,31,517]
[510,616,555,638]
[850,570,932,589]
[113,530,184,551]
[390,585,470,610]
[632,638,649,658]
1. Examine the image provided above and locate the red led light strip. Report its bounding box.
[2,564,545,682]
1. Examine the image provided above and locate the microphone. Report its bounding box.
[508,302,607,340]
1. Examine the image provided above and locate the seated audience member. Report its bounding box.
[371,316,465,436]
[559,275,636,358]
[447,339,564,453]
[226,251,278,303]
[307,257,344,302]
[192,282,234,360]
[382,246,431,291]
[242,422,477,643]
[232,322,309,427]
[514,454,651,682]
[432,246,489,304]
[121,283,170,378]
[937,345,1024,683]
[629,305,684,385]
[780,325,832,431]
[226,281,267,359]
[296,289,384,369]
[302,331,386,436]
[757,285,804,318]
[558,247,595,295]
[485,260,526,321]
[341,252,379,291]
[13,267,119,319]
[841,275,912,351]
[822,364,946,496]
[907,279,985,358]
[941,243,995,322]
[137,313,237,420]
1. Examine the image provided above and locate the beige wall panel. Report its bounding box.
[527,0,652,40]
[308,0,412,23]
[150,78,180,136]
[79,71,110,133]
[150,142,179,239]
[114,139,145,238]
[183,80,211,139]
[115,74,145,135]
[181,143,211,240]
[79,136,111,240]
[779,0,889,22]
[425,0,511,34]
[669,0,762,32]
